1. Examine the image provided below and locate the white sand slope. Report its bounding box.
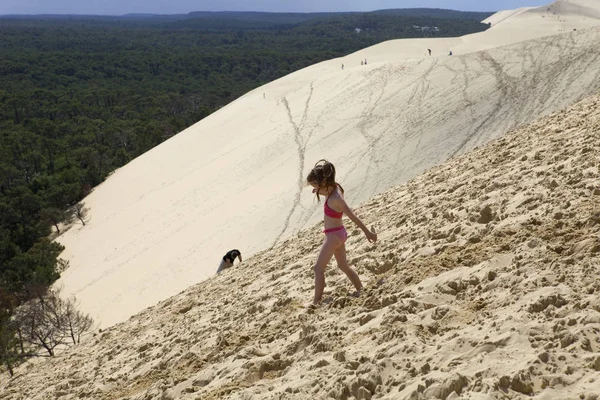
[55,0,600,329]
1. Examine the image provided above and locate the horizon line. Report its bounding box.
[0,8,501,18]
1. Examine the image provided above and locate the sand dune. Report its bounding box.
[3,87,599,400]
[54,0,600,329]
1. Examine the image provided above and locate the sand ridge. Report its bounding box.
[3,90,599,399]
[52,0,600,329]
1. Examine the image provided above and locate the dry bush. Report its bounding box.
[71,203,89,226]
[12,289,94,357]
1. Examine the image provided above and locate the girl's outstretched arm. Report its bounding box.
[339,199,377,242]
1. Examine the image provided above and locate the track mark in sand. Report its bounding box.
[407,58,438,155]
[450,52,511,158]
[271,83,315,247]
[349,65,393,196]
[358,74,386,146]
[451,29,600,159]
[459,57,477,125]
[405,58,438,108]
[529,32,600,117]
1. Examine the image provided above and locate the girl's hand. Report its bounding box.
[365,226,377,243]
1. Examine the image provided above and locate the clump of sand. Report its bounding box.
[2,89,599,399]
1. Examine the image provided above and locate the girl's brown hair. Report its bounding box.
[307,159,344,201]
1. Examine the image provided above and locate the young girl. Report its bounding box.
[306,159,377,306]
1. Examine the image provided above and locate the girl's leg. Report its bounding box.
[313,235,342,304]
[334,244,363,292]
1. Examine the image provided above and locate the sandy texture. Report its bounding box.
[52,0,600,329]
[4,88,600,399]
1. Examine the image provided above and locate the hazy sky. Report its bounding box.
[1,1,550,16]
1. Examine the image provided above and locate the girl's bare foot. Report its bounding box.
[305,301,320,309]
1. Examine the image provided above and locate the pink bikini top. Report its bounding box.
[324,196,343,219]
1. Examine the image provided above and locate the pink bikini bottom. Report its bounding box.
[323,226,347,243]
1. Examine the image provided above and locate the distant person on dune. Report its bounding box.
[216,249,242,274]
[306,160,377,307]
[428,48,432,56]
